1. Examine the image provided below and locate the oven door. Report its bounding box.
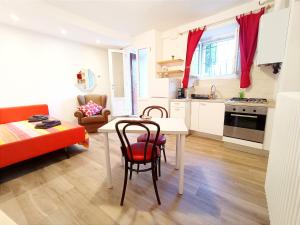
[223,112,266,143]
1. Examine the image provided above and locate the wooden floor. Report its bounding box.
[0,134,270,225]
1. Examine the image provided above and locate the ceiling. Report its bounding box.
[0,0,252,48]
[48,0,251,36]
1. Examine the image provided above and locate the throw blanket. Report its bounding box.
[0,120,89,148]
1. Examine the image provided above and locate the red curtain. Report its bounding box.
[182,27,205,88]
[236,8,265,88]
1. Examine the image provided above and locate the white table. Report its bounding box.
[98,117,189,194]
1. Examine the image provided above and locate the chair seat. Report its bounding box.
[137,133,166,145]
[127,142,160,161]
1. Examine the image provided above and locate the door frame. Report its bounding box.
[108,49,131,117]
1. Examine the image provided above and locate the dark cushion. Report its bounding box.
[127,142,160,161]
[137,133,166,145]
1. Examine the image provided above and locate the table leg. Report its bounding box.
[175,134,180,170]
[103,133,113,188]
[121,156,124,166]
[178,134,185,195]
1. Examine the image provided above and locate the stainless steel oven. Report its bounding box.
[223,104,267,143]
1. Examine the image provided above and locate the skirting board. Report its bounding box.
[223,136,269,156]
[189,130,223,141]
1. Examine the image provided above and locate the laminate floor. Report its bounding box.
[0,134,270,225]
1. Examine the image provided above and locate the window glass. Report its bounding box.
[191,23,240,79]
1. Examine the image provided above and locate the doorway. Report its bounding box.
[129,52,138,115]
[108,49,138,117]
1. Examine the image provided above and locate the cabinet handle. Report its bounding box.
[230,114,258,119]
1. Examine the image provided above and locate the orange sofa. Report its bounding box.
[0,104,86,168]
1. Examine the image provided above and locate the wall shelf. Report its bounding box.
[157,59,184,67]
[157,70,184,78]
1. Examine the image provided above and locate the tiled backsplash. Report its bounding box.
[191,65,279,100]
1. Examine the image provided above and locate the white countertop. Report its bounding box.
[171,98,225,103]
[170,98,276,108]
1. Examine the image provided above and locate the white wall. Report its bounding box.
[161,1,279,99]
[0,24,110,122]
[278,1,300,92]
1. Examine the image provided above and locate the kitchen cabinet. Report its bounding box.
[170,101,190,129]
[256,8,290,65]
[190,101,225,136]
[138,98,170,116]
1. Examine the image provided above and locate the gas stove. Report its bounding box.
[228,98,268,104]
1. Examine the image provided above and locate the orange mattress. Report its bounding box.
[0,120,88,168]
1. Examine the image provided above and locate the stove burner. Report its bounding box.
[229,98,268,104]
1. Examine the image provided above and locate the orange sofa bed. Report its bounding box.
[0,104,87,168]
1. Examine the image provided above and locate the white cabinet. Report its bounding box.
[257,8,290,65]
[190,101,225,136]
[190,102,199,131]
[137,97,170,116]
[170,101,191,129]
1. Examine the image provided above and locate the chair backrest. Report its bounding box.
[77,95,107,107]
[115,120,160,162]
[141,105,169,118]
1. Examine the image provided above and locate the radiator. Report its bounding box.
[265,92,300,225]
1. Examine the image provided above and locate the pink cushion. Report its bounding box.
[78,100,103,117]
[137,133,166,145]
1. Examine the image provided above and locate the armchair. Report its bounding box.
[74,95,111,133]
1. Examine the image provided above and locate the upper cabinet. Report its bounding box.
[256,8,290,65]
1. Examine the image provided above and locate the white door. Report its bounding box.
[108,49,131,116]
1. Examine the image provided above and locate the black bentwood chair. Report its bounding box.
[115,120,161,206]
[137,106,168,164]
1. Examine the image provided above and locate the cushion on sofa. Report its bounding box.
[78,101,102,117]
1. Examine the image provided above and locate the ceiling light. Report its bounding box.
[60,29,67,35]
[96,40,101,44]
[10,13,20,22]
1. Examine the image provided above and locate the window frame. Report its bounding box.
[191,27,240,80]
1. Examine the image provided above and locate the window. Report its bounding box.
[137,48,149,98]
[191,23,240,79]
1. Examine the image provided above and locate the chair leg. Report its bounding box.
[151,162,161,205]
[137,163,140,174]
[129,162,133,180]
[161,145,167,163]
[120,161,129,206]
[155,162,158,181]
[158,157,161,177]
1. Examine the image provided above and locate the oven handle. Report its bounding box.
[230,114,258,119]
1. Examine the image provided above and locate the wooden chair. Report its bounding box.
[115,120,161,206]
[137,106,168,165]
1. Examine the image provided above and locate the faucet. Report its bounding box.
[210,84,216,99]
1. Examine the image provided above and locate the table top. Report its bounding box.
[98,117,188,135]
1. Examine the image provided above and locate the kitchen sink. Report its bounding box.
[191,94,210,99]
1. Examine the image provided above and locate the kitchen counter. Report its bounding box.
[171,98,226,103]
[171,98,276,108]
